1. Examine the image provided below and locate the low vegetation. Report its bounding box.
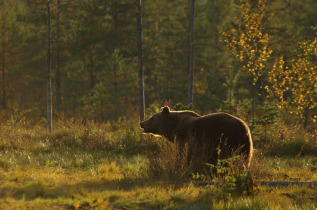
[0,115,316,209]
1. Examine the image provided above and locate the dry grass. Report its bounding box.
[146,140,193,184]
[0,115,316,209]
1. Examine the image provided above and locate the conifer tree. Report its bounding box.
[47,0,52,132]
[137,0,145,121]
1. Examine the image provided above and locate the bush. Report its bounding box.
[211,155,254,195]
[146,140,193,184]
[173,102,195,111]
[256,122,317,157]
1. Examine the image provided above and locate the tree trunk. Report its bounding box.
[1,32,6,109]
[111,2,118,94]
[251,80,255,134]
[188,0,195,105]
[73,83,78,111]
[111,0,119,118]
[56,0,61,111]
[113,61,118,119]
[89,54,94,90]
[213,0,218,70]
[154,74,157,99]
[111,0,118,46]
[303,108,309,129]
[47,0,52,132]
[136,0,145,121]
[113,62,118,94]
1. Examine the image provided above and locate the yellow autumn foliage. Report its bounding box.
[267,29,317,123]
[222,0,272,85]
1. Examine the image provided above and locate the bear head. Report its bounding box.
[140,106,170,135]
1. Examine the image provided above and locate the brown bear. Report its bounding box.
[140,106,253,169]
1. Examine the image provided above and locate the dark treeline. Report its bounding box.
[0,0,316,123]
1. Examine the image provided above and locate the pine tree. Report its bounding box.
[46,0,52,132]
[137,0,145,121]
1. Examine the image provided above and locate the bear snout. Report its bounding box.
[140,121,150,133]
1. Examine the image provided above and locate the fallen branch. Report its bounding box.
[259,181,317,187]
[193,181,317,187]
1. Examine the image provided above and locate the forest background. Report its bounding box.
[0,0,316,128]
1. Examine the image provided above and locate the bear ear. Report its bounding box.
[161,106,170,115]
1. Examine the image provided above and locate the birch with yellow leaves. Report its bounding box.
[222,0,272,132]
[266,31,317,128]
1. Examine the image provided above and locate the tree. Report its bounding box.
[142,0,189,107]
[0,0,22,110]
[256,101,280,140]
[136,0,145,121]
[0,0,9,109]
[224,66,239,107]
[222,0,273,132]
[188,0,195,105]
[0,12,6,109]
[0,0,315,123]
[47,0,52,132]
[266,31,317,128]
[193,0,234,112]
[55,0,61,111]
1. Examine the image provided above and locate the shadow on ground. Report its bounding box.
[0,177,153,201]
[0,177,215,209]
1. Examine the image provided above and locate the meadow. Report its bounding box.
[0,112,316,209]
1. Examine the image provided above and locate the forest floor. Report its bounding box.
[0,118,316,209]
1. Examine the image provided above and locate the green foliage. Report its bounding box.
[257,101,281,127]
[256,101,281,139]
[145,101,161,118]
[0,0,315,124]
[224,67,240,107]
[219,98,252,122]
[84,49,138,120]
[210,155,254,196]
[260,123,317,157]
[173,102,195,111]
[236,99,252,118]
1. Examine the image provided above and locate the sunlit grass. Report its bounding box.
[0,118,316,209]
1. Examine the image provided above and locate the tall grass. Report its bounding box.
[0,117,159,172]
[255,122,317,157]
[0,112,316,209]
[146,140,192,183]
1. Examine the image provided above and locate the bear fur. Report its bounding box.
[140,106,253,169]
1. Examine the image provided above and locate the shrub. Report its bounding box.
[146,140,193,184]
[257,122,317,157]
[211,155,254,195]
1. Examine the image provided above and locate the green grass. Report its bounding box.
[0,118,316,209]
